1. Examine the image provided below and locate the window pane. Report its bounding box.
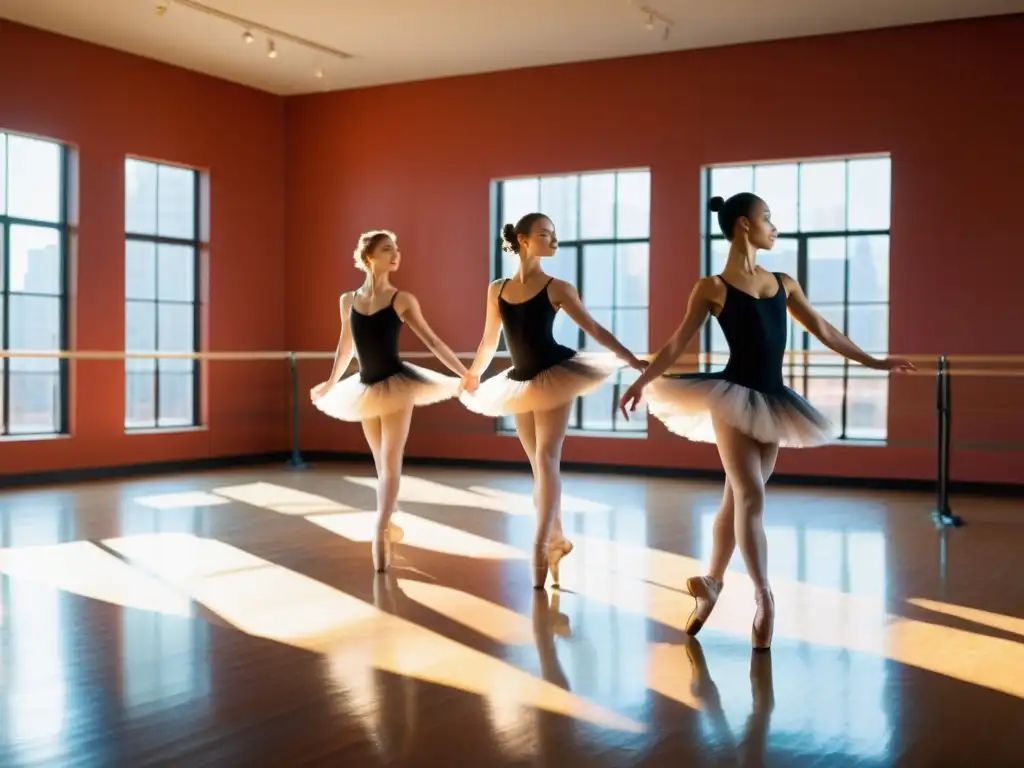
[709,315,727,353]
[616,170,650,239]
[0,133,6,214]
[581,383,615,431]
[754,163,798,234]
[126,371,156,428]
[157,244,195,302]
[157,165,196,240]
[614,308,648,362]
[501,178,539,226]
[553,309,577,349]
[9,225,61,295]
[7,135,61,223]
[579,173,615,239]
[126,300,156,373]
[799,161,846,231]
[807,237,845,303]
[806,377,844,435]
[847,157,891,231]
[500,252,516,280]
[8,295,61,373]
[158,371,194,427]
[848,236,889,303]
[757,236,798,278]
[847,305,888,355]
[8,371,60,434]
[582,245,614,307]
[126,240,156,301]
[539,175,578,242]
[546,245,577,288]
[708,238,728,276]
[846,377,888,440]
[126,159,158,235]
[710,166,753,201]
[158,303,195,373]
[615,243,648,308]
[808,304,845,351]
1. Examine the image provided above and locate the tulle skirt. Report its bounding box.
[644,373,837,447]
[460,352,624,417]
[313,363,461,422]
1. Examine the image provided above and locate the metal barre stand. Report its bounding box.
[286,352,308,469]
[932,355,964,529]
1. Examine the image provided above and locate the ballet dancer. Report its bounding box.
[311,229,477,572]
[461,212,647,589]
[619,193,913,649]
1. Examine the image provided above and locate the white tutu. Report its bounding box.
[460,352,624,417]
[644,374,837,447]
[313,363,460,422]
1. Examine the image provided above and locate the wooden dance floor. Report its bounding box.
[0,464,1021,766]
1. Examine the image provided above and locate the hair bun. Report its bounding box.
[500,223,518,254]
[709,196,726,213]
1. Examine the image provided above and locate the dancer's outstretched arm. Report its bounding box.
[618,279,715,417]
[549,280,646,370]
[395,292,471,379]
[466,280,504,379]
[780,274,914,372]
[311,292,356,400]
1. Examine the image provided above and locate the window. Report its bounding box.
[0,131,69,436]
[702,157,891,441]
[492,170,651,434]
[124,158,201,430]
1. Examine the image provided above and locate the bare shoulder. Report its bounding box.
[339,291,355,311]
[695,275,725,299]
[546,277,580,302]
[776,272,801,297]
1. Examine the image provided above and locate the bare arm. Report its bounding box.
[466,280,505,377]
[395,292,469,377]
[315,293,355,394]
[550,280,644,368]
[780,274,887,369]
[632,278,715,389]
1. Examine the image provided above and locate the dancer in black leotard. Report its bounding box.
[619,193,914,649]
[461,213,646,589]
[311,230,477,572]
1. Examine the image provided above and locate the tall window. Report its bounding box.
[702,157,891,440]
[124,159,201,430]
[493,170,651,434]
[0,131,68,436]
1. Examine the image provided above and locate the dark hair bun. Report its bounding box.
[709,196,726,213]
[500,223,518,254]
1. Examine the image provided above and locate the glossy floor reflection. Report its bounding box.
[1,464,1022,766]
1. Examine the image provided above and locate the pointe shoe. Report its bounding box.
[532,536,574,590]
[372,523,402,573]
[685,575,722,636]
[752,587,775,651]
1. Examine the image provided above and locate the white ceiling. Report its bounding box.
[1,0,1021,95]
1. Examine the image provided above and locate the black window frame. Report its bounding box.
[0,131,70,437]
[124,158,202,432]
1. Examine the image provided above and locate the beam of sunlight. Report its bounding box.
[398,579,535,645]
[103,533,643,734]
[0,541,193,616]
[308,511,526,561]
[907,598,1024,639]
[212,482,356,516]
[132,491,231,510]
[467,484,611,514]
[645,643,701,711]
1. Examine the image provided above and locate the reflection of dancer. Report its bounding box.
[620,194,913,648]
[685,638,775,766]
[370,574,417,762]
[531,590,571,690]
[462,213,646,589]
[311,230,477,572]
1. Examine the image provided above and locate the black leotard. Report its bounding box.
[498,278,575,382]
[350,291,405,385]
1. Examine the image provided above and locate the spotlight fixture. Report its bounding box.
[155,3,168,16]
[242,30,254,43]
[314,67,324,79]
[645,13,655,30]
[630,2,675,41]
[266,39,277,58]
